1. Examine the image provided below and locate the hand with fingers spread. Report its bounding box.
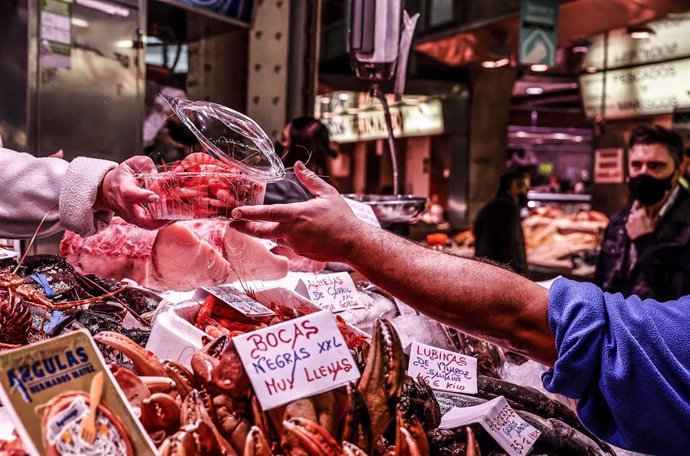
[231,161,366,262]
[95,156,171,230]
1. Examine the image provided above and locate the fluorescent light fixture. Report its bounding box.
[70,17,89,27]
[525,87,544,95]
[572,45,589,53]
[76,0,130,17]
[627,25,656,39]
[530,64,548,72]
[516,131,527,138]
[481,57,510,69]
[574,136,583,142]
[114,40,133,48]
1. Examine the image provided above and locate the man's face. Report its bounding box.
[628,143,675,179]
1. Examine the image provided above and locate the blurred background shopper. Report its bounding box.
[595,125,690,301]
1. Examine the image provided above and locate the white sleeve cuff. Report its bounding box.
[59,156,118,237]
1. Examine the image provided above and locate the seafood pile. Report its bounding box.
[61,218,289,291]
[0,254,159,350]
[523,208,608,270]
[91,310,613,456]
[139,153,267,220]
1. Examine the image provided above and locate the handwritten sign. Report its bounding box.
[344,198,381,227]
[195,286,275,317]
[233,310,360,410]
[440,396,541,456]
[407,341,478,394]
[297,272,364,313]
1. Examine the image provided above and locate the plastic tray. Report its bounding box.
[138,171,266,220]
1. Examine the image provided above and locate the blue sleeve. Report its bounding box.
[542,278,690,455]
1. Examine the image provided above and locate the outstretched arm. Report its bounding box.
[232,162,556,365]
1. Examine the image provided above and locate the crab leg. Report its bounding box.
[94,331,168,377]
[281,417,344,456]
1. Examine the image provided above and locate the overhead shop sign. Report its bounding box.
[583,17,690,70]
[321,99,444,143]
[580,58,690,120]
[518,0,558,66]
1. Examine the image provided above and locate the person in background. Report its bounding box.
[473,171,529,274]
[264,117,337,204]
[0,137,168,239]
[595,124,690,301]
[231,162,690,454]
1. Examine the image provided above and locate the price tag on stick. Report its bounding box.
[407,341,478,394]
[233,310,361,410]
[195,286,275,318]
[440,396,541,456]
[344,197,381,227]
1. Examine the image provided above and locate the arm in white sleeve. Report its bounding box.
[0,147,117,239]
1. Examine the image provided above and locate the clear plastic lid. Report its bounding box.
[162,94,285,182]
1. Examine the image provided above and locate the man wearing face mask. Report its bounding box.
[474,171,529,274]
[595,124,689,301]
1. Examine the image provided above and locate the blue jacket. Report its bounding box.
[542,278,690,455]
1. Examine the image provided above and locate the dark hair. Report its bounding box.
[497,171,526,196]
[629,124,685,167]
[282,117,336,176]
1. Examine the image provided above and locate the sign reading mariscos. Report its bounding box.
[580,58,690,119]
[233,310,360,410]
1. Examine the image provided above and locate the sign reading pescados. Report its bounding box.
[233,310,360,410]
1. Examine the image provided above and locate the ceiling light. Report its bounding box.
[482,57,510,69]
[574,136,583,142]
[525,87,544,95]
[516,131,527,138]
[530,64,548,72]
[627,25,656,39]
[585,66,598,73]
[70,17,88,27]
[572,45,589,54]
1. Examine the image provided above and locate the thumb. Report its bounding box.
[125,155,157,174]
[294,161,337,197]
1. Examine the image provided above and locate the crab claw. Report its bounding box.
[163,360,197,398]
[357,318,406,441]
[340,384,372,453]
[181,390,238,456]
[342,441,369,456]
[94,331,167,377]
[466,426,480,456]
[282,417,344,456]
[139,392,181,434]
[244,426,273,456]
[395,405,430,456]
[191,340,250,398]
[159,421,221,456]
[110,365,151,408]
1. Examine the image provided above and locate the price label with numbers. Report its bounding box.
[195,286,275,317]
[439,396,540,456]
[407,341,478,394]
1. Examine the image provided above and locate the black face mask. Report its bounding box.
[517,192,529,208]
[628,174,672,206]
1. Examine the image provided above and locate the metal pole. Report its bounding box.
[370,85,400,195]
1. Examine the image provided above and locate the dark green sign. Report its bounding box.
[519,0,558,66]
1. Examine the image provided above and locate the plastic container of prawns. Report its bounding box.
[138,95,285,220]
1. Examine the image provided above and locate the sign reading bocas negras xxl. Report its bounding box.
[519,0,558,67]
[233,310,361,410]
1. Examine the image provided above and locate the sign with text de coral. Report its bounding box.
[407,341,478,394]
[233,310,360,410]
[299,272,364,313]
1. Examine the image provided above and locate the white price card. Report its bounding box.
[297,272,364,313]
[344,197,381,227]
[0,248,19,259]
[407,341,478,394]
[440,396,541,456]
[195,286,275,317]
[233,310,360,410]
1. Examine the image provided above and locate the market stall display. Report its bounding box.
[522,208,608,273]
